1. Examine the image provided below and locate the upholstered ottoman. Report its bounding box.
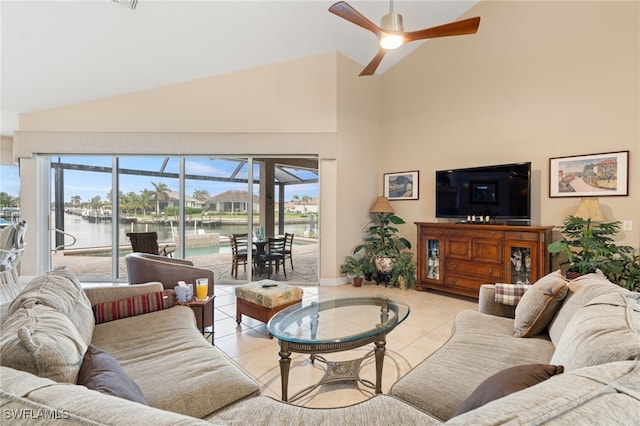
[235,280,303,336]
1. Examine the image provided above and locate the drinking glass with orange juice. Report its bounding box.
[195,278,208,301]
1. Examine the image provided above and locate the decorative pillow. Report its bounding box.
[92,290,175,324]
[550,292,640,371]
[453,364,564,417]
[9,268,94,346]
[494,283,532,306]
[547,270,627,346]
[0,304,88,383]
[77,345,148,405]
[514,270,568,337]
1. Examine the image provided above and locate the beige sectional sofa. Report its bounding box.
[1,268,639,425]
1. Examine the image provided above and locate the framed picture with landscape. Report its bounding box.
[384,171,419,201]
[549,151,629,197]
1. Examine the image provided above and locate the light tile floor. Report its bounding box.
[210,282,477,408]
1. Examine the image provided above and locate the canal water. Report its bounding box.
[54,213,313,254]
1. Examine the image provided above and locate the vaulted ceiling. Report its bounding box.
[1,1,478,135]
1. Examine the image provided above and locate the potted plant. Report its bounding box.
[548,215,638,289]
[390,252,417,289]
[340,255,366,287]
[353,212,412,284]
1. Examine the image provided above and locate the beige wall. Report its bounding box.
[333,54,382,281]
[15,52,381,282]
[380,0,640,251]
[0,137,14,166]
[14,1,640,279]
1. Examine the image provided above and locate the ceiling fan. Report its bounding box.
[329,1,480,76]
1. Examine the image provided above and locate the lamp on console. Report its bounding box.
[370,196,394,214]
[574,198,608,221]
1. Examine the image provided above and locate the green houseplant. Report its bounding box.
[390,252,417,289]
[340,255,366,287]
[353,210,413,285]
[548,215,639,290]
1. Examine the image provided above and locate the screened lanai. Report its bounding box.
[49,156,319,285]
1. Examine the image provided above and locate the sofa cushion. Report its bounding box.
[0,305,88,383]
[550,292,640,371]
[8,268,94,346]
[452,364,564,416]
[389,309,555,421]
[548,270,628,346]
[514,270,568,337]
[494,283,531,306]
[92,290,175,324]
[77,345,148,405]
[447,361,640,425]
[208,394,441,425]
[91,305,259,418]
[1,366,210,425]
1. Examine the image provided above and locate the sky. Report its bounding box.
[0,156,318,205]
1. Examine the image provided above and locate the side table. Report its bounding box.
[184,296,215,344]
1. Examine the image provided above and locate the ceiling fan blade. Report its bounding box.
[404,17,480,42]
[329,1,381,36]
[359,48,387,76]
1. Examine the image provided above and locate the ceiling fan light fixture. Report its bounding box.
[379,11,404,49]
[380,32,404,50]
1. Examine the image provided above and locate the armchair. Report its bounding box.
[125,252,214,330]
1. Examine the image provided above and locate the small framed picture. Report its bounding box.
[549,151,629,197]
[384,171,419,201]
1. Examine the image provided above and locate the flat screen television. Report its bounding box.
[435,162,531,223]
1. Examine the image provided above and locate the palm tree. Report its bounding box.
[193,189,210,202]
[90,195,102,210]
[140,189,153,217]
[151,181,170,216]
[0,192,13,207]
[71,195,82,205]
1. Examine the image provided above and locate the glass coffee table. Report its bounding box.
[267,296,410,402]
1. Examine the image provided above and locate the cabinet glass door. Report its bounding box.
[426,238,442,282]
[506,242,537,284]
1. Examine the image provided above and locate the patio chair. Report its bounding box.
[126,231,175,257]
[0,220,27,303]
[283,232,294,270]
[231,233,255,279]
[258,237,286,280]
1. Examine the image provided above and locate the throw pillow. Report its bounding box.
[494,283,532,306]
[452,364,564,417]
[514,270,568,337]
[92,290,175,324]
[77,345,148,405]
[0,304,88,383]
[550,292,640,371]
[9,268,94,346]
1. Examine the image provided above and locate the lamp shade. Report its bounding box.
[574,198,608,221]
[370,196,395,213]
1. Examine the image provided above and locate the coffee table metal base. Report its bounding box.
[287,352,377,402]
[278,335,387,402]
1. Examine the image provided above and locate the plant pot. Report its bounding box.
[374,256,395,273]
[352,277,363,287]
[397,276,406,290]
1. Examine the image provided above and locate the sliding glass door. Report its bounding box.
[48,155,318,284]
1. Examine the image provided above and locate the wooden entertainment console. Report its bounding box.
[415,222,553,298]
